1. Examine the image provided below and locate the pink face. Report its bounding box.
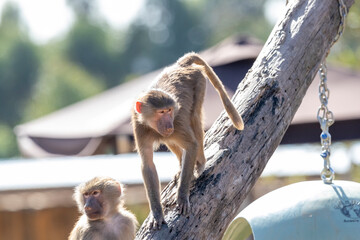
[83,190,103,220]
[135,101,175,137]
[150,108,175,137]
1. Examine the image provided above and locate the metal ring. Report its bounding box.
[321,167,335,184]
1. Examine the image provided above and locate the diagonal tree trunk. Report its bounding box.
[136,0,354,239]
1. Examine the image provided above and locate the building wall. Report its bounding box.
[0,207,78,240]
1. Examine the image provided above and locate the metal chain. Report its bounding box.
[318,0,347,184]
[333,0,348,45]
[318,64,335,184]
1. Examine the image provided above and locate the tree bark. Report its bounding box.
[136,0,354,239]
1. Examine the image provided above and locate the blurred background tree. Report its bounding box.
[0,0,358,158]
[0,3,39,157]
[22,47,105,121]
[66,0,122,88]
[328,1,360,69]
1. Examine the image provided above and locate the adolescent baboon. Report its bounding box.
[132,52,244,229]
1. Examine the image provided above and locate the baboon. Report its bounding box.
[69,177,138,240]
[132,52,244,229]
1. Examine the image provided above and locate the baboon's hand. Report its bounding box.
[177,195,190,216]
[149,212,166,230]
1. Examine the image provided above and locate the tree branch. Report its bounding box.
[136,0,355,239]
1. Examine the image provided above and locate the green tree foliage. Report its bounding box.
[0,2,105,158]
[65,0,211,87]
[329,1,360,69]
[0,123,17,158]
[66,19,119,87]
[116,0,271,76]
[23,47,105,121]
[123,0,209,75]
[66,0,95,17]
[0,3,39,126]
[65,0,125,88]
[0,3,40,158]
[204,0,271,43]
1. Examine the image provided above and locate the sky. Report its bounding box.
[0,0,144,44]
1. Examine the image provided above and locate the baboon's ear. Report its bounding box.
[135,101,142,114]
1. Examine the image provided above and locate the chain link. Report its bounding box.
[318,0,347,184]
[333,0,348,44]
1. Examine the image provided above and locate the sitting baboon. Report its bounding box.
[69,177,138,240]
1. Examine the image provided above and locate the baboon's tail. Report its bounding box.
[177,52,244,130]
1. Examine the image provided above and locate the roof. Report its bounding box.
[15,70,161,139]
